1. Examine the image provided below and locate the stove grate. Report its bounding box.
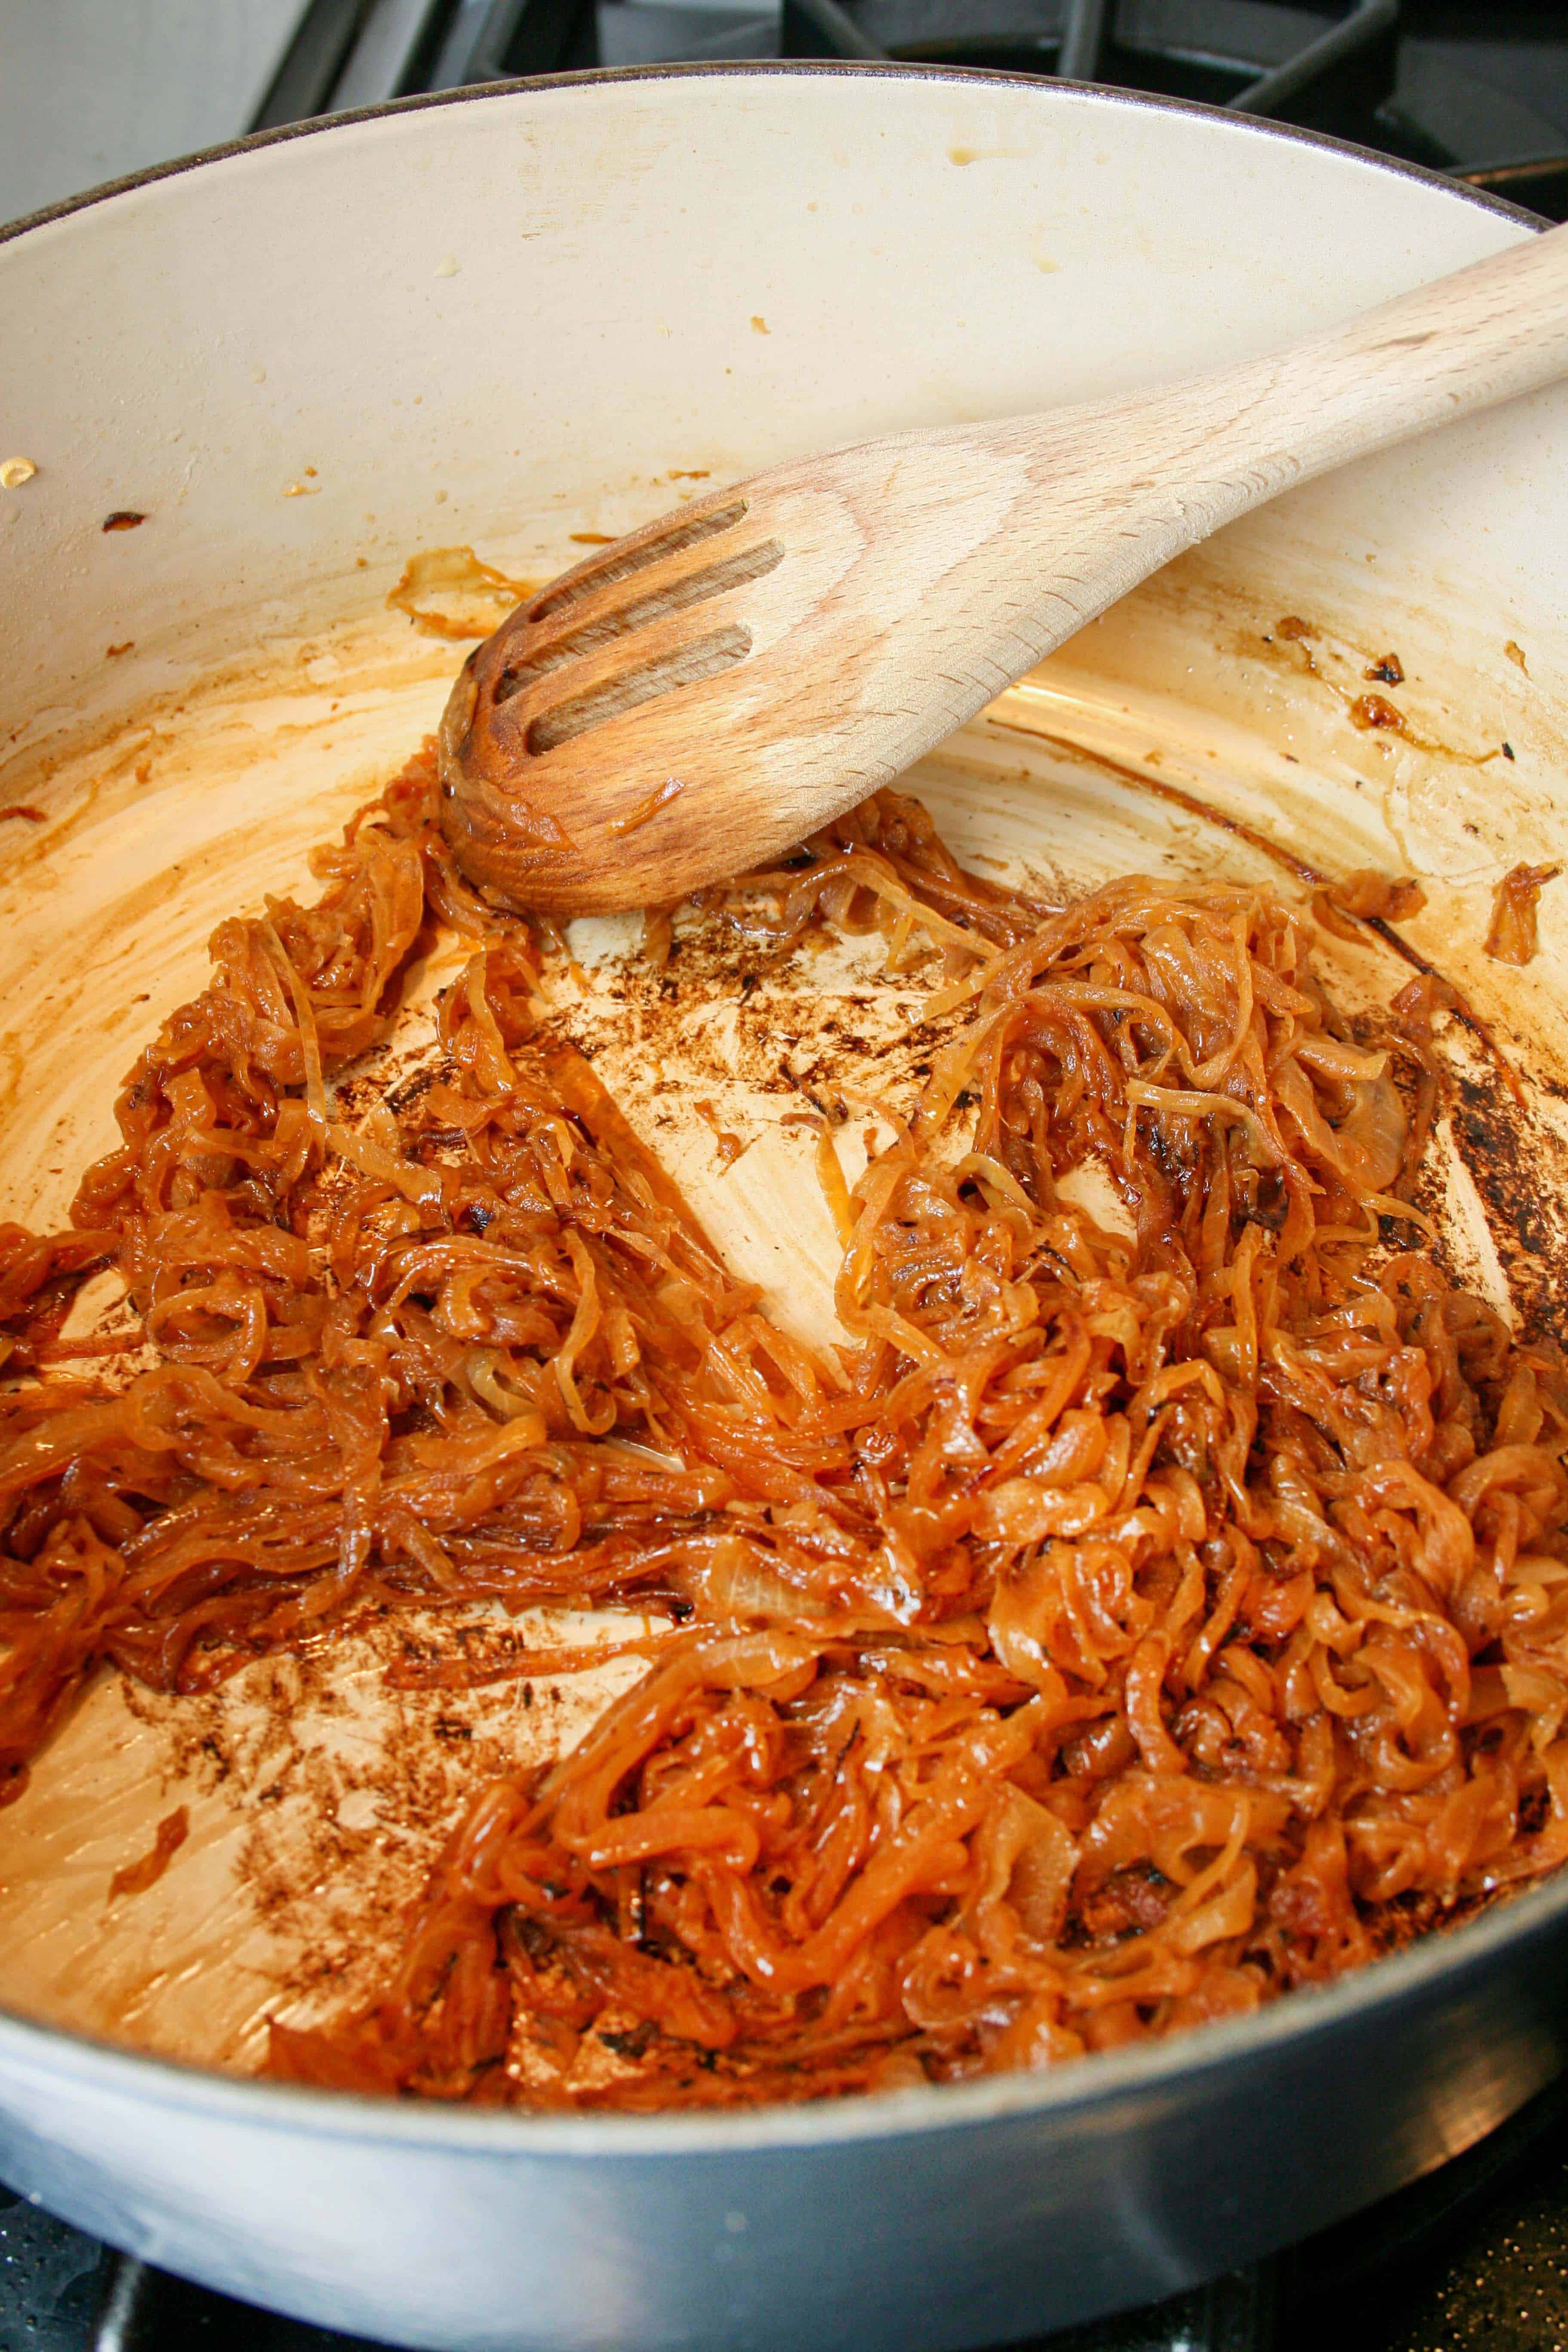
[251,1,1568,214]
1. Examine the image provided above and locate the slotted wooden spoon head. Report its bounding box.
[438,465,881,913]
[438,420,1175,914]
[439,220,1568,915]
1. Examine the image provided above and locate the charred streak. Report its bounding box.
[1445,1067,1568,1338]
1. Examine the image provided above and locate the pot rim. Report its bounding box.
[0,56,1548,247]
[0,57,1556,2160]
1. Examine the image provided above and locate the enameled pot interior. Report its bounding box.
[1,66,1566,2097]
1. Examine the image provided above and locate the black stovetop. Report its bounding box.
[7,6,1568,2351]
[255,0,1568,221]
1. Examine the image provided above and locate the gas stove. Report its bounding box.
[5,6,1568,2352]
[248,1,1568,222]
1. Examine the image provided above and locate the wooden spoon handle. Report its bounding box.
[441,216,1568,919]
[1156,217,1568,503]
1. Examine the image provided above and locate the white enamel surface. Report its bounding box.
[3,72,1563,743]
[0,67,1567,2344]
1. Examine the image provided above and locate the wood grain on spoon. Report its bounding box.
[441,221,1568,916]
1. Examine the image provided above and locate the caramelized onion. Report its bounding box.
[1485,861,1561,966]
[0,752,1564,2111]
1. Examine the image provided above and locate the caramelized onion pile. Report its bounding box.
[2,751,1566,2112]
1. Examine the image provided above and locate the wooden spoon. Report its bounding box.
[441,221,1568,916]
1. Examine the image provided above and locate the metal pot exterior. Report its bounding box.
[3,64,1568,2352]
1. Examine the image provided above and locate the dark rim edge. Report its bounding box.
[0,57,1551,248]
